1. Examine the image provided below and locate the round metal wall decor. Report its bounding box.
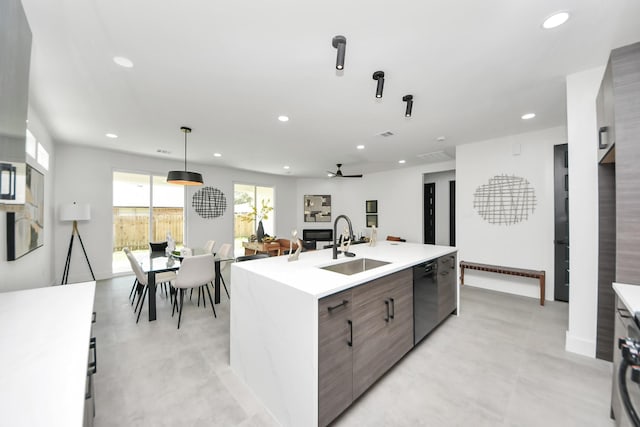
[192,187,227,218]
[473,174,536,225]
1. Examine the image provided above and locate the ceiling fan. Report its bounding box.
[328,163,363,178]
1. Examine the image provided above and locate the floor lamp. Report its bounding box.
[60,202,95,284]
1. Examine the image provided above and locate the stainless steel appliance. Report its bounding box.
[413,260,438,344]
[612,299,640,426]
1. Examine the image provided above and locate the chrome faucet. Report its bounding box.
[333,214,354,259]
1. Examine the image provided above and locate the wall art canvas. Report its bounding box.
[473,174,536,225]
[304,195,331,222]
[6,164,44,260]
[192,186,227,218]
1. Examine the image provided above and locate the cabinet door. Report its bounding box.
[318,289,353,427]
[386,269,414,365]
[437,254,457,323]
[352,269,413,399]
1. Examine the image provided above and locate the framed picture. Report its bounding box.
[366,214,378,228]
[6,164,44,261]
[366,200,377,213]
[304,195,331,222]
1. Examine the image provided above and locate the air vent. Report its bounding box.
[156,149,171,155]
[377,130,394,137]
[417,151,452,163]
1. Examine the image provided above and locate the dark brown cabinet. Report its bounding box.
[318,289,353,427]
[317,268,413,426]
[437,254,457,323]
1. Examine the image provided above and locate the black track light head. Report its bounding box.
[373,71,385,98]
[332,35,347,70]
[402,95,413,117]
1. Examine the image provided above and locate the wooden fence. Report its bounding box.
[113,207,183,251]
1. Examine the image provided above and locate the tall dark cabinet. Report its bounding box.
[596,42,640,361]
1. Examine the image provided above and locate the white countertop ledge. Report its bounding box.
[0,281,96,427]
[231,241,456,298]
[613,282,640,314]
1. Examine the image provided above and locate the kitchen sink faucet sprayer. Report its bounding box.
[333,214,355,259]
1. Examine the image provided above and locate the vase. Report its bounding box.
[256,220,265,242]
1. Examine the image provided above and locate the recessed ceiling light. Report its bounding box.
[542,12,569,29]
[113,56,134,68]
[213,152,222,157]
[105,133,118,139]
[521,113,536,120]
[436,136,446,142]
[278,115,289,122]
[398,160,406,164]
[283,165,290,170]
[356,145,365,150]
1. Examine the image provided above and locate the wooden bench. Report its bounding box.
[459,261,546,306]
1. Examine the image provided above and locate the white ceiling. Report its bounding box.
[20,0,640,178]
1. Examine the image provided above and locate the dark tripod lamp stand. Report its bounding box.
[60,202,95,284]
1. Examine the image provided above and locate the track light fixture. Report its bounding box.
[373,71,385,98]
[332,35,347,70]
[167,126,203,186]
[402,95,413,117]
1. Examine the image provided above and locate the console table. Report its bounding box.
[242,241,281,256]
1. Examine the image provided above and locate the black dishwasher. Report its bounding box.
[413,260,438,345]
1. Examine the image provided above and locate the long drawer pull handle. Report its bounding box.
[384,300,390,322]
[327,300,349,313]
[347,320,353,347]
[89,337,97,374]
[389,298,395,319]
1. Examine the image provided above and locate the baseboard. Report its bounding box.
[565,330,596,357]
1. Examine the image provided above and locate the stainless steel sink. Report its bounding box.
[319,258,390,275]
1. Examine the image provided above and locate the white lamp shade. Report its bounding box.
[59,203,91,221]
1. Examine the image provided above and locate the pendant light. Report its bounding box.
[167,126,203,186]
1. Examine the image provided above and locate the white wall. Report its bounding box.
[456,126,565,301]
[295,160,457,247]
[53,144,297,283]
[565,66,604,357]
[0,107,56,291]
[423,170,456,246]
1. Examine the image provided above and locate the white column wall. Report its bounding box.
[565,66,605,357]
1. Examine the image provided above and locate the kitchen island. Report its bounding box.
[230,241,457,427]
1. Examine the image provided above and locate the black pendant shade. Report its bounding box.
[167,126,203,186]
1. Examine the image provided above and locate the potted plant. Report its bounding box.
[239,199,273,242]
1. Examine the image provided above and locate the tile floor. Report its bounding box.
[93,275,615,426]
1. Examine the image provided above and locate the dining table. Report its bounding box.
[137,252,232,321]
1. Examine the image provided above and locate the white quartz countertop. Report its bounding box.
[231,241,456,298]
[0,282,96,427]
[613,282,640,314]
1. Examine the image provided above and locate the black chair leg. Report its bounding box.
[220,276,230,299]
[136,286,148,323]
[177,289,184,329]
[129,279,138,301]
[171,288,178,316]
[204,283,217,318]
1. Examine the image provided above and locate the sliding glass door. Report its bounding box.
[112,171,184,274]
[233,184,274,257]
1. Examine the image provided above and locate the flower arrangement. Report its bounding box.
[239,198,273,224]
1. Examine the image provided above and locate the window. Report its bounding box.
[234,184,274,257]
[112,171,184,273]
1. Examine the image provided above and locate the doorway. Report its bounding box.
[554,144,570,302]
[424,183,435,244]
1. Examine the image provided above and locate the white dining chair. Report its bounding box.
[204,240,216,254]
[170,253,217,329]
[125,248,177,323]
[217,243,233,298]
